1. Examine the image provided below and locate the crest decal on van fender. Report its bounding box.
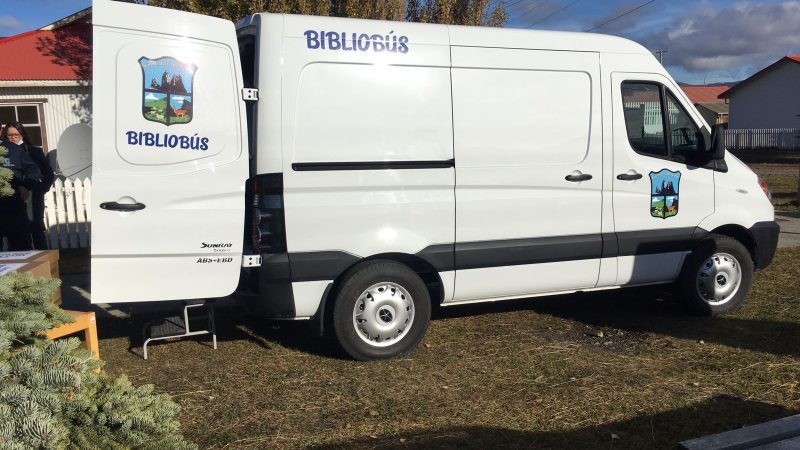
[650,169,681,219]
[139,56,197,126]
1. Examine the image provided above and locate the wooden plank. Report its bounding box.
[53,179,67,248]
[46,310,99,361]
[44,184,58,248]
[64,179,78,248]
[74,178,87,247]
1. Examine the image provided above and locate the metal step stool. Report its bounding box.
[142,300,217,359]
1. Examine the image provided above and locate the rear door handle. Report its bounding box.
[565,173,593,182]
[616,173,643,181]
[100,201,146,211]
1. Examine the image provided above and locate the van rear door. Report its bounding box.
[91,0,249,303]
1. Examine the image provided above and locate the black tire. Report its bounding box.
[680,234,754,316]
[332,260,431,361]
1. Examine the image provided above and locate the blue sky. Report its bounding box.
[6,0,799,84]
[503,0,800,84]
[0,0,90,32]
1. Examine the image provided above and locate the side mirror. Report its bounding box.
[695,131,706,155]
[709,125,726,160]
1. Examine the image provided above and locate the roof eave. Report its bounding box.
[719,56,800,99]
[0,80,91,87]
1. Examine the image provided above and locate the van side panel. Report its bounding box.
[451,47,604,301]
[278,16,455,310]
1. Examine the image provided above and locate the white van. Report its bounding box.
[91,0,779,360]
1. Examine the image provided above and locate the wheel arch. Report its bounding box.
[709,224,756,264]
[315,252,445,336]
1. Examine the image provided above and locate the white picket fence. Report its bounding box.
[43,178,92,249]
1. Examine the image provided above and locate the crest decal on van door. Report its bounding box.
[650,169,681,219]
[139,56,197,126]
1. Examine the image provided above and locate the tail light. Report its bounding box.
[250,174,286,254]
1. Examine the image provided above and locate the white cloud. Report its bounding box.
[0,15,21,30]
[145,93,159,101]
[640,1,800,74]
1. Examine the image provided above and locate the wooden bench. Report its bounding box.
[46,310,100,364]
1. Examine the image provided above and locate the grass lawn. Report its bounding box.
[93,247,800,449]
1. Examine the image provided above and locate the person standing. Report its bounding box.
[0,139,41,250]
[1,122,54,249]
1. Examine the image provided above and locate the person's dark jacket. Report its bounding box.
[0,141,42,212]
[22,143,55,203]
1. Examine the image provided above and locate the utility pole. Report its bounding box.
[655,49,668,65]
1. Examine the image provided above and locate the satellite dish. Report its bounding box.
[56,123,92,180]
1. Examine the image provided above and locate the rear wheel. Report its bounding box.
[680,235,753,315]
[332,260,431,361]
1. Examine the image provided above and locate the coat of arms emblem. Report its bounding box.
[139,56,197,126]
[650,169,681,219]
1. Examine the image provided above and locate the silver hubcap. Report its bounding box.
[696,252,742,306]
[352,282,414,347]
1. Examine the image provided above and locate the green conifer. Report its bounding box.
[0,271,195,449]
[0,145,14,198]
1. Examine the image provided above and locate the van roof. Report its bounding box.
[242,13,651,56]
[447,23,650,55]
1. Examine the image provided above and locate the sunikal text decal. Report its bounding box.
[304,30,409,53]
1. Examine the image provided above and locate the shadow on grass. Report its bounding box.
[91,283,798,360]
[437,286,800,357]
[312,395,797,450]
[93,305,347,360]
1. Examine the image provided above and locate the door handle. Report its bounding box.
[100,201,146,211]
[616,173,643,181]
[565,173,593,182]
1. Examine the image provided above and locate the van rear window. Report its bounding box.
[622,83,667,157]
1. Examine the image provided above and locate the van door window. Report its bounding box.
[621,83,667,158]
[666,91,701,159]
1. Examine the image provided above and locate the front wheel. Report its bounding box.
[332,261,431,361]
[680,235,754,316]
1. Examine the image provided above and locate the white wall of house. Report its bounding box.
[0,85,91,153]
[727,62,800,129]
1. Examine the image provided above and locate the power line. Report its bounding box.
[584,0,658,32]
[501,0,545,19]
[525,0,582,28]
[510,0,553,23]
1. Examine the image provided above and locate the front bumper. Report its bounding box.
[750,221,780,270]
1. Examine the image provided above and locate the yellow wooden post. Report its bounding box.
[46,310,100,371]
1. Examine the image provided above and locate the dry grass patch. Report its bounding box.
[91,247,800,449]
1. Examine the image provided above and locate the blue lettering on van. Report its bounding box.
[304,30,409,54]
[126,131,209,151]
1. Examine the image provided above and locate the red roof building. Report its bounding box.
[0,24,91,82]
[680,86,729,105]
[0,8,91,153]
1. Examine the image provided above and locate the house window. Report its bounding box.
[0,103,45,149]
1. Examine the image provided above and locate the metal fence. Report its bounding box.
[725,128,800,150]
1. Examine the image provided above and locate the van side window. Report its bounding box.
[666,91,701,158]
[621,83,667,157]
